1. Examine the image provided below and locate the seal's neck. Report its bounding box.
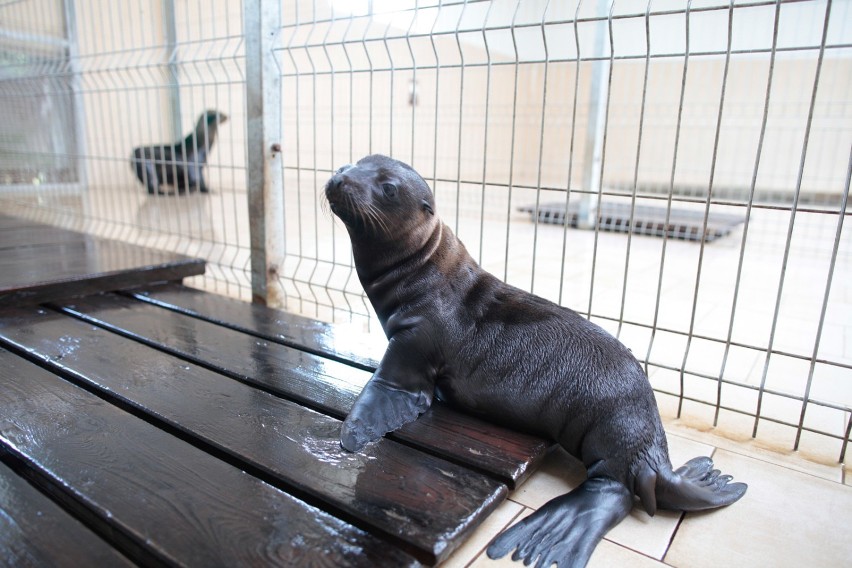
[185,118,218,152]
[351,218,444,324]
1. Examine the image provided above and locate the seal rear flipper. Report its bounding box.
[486,477,632,568]
[340,378,432,452]
[657,456,747,511]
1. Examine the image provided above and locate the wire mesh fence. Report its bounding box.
[0,0,250,297]
[0,0,849,465]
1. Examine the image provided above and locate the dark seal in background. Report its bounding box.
[131,110,227,195]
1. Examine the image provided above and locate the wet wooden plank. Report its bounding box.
[62,293,375,419]
[0,237,205,306]
[0,213,204,307]
[0,307,506,564]
[0,225,85,249]
[129,282,383,371]
[0,459,135,568]
[0,347,419,568]
[0,214,42,230]
[60,292,552,487]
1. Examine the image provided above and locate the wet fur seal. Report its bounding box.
[325,154,746,568]
[131,110,227,195]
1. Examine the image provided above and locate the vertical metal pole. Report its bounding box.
[163,0,182,141]
[62,0,87,191]
[578,0,610,229]
[585,2,615,319]
[245,0,286,307]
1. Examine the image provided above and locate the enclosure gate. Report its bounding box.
[0,0,849,464]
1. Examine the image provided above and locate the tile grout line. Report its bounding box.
[660,512,685,567]
[463,504,529,568]
[603,536,676,566]
[648,445,726,567]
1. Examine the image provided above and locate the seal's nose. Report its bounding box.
[330,164,353,192]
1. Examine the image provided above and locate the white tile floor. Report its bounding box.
[443,415,852,568]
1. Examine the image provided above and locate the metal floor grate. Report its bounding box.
[519,202,746,243]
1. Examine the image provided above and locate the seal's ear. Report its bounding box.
[422,199,434,215]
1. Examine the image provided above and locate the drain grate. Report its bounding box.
[518,202,746,242]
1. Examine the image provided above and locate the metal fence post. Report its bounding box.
[62,0,87,192]
[162,0,182,141]
[245,0,286,307]
[578,0,611,229]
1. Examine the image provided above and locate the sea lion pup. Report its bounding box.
[325,154,746,568]
[131,110,228,195]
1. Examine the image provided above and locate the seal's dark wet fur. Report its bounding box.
[325,154,746,568]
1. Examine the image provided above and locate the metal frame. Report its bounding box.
[245,0,286,307]
[0,0,86,194]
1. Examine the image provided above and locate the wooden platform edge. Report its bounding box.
[0,213,206,307]
[0,258,206,307]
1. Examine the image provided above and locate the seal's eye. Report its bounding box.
[382,183,398,198]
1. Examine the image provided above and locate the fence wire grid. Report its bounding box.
[0,0,850,465]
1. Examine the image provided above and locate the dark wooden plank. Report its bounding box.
[0,214,43,229]
[61,292,553,487]
[62,293,376,418]
[0,237,205,306]
[0,347,419,568]
[129,281,383,371]
[0,459,135,568]
[0,225,88,249]
[127,284,552,485]
[0,307,506,564]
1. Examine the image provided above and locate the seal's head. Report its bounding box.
[201,109,228,126]
[324,154,436,241]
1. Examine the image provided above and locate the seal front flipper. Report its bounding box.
[487,477,632,568]
[339,314,438,452]
[657,456,747,511]
[340,376,432,452]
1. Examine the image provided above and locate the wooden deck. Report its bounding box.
[0,214,552,566]
[0,214,205,306]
